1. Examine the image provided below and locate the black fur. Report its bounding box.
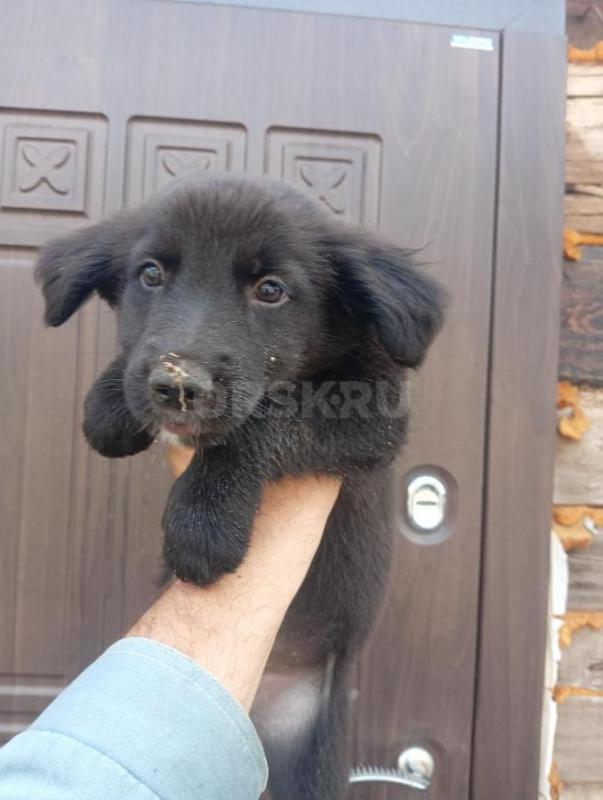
[35,175,445,799]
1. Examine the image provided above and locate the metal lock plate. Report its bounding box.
[406,475,447,531]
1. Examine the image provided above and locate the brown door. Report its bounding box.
[0,2,498,796]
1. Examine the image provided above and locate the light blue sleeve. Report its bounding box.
[0,637,268,800]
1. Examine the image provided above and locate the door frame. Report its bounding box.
[471,10,566,800]
[163,0,564,35]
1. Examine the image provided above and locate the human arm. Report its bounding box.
[0,470,340,800]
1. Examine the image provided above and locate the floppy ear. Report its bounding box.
[34,217,134,327]
[328,230,447,368]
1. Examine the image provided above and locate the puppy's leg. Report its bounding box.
[83,353,154,457]
[162,447,261,585]
[254,655,351,800]
[296,657,350,800]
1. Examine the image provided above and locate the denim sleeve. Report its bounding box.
[0,637,268,800]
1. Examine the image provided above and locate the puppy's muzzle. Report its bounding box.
[148,360,215,412]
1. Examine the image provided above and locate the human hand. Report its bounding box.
[129,452,340,710]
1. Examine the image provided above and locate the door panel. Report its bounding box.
[0,3,498,796]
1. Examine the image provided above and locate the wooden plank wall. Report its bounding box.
[552,8,603,795]
[553,387,603,796]
[559,252,603,387]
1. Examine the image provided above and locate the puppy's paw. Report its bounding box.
[83,354,154,457]
[162,499,253,585]
[162,455,259,585]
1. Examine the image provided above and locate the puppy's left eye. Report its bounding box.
[140,260,166,288]
[252,277,288,305]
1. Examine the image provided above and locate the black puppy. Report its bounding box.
[35,175,445,799]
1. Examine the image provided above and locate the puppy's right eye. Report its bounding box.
[140,260,165,288]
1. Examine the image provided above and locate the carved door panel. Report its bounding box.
[0,3,498,797]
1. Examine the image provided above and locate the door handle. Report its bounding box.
[349,765,428,789]
[350,747,434,790]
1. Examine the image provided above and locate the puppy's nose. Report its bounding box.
[148,363,214,411]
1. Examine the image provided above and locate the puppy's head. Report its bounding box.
[36,175,445,450]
